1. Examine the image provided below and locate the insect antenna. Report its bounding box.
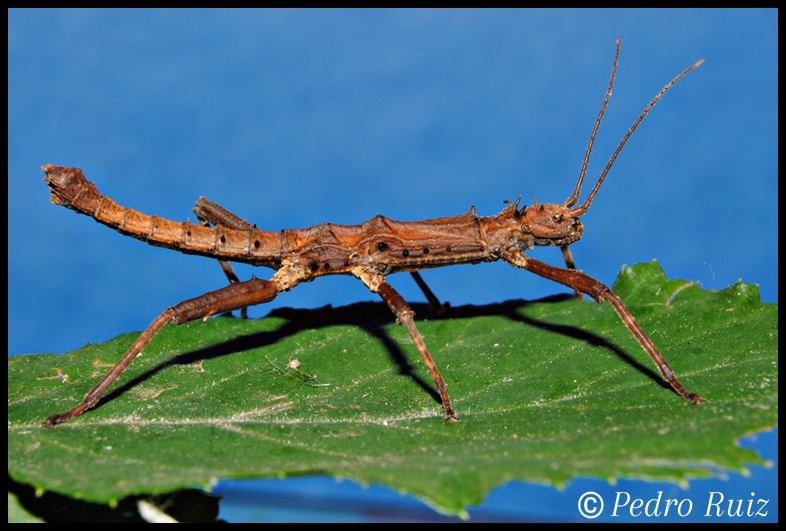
[567,43,704,217]
[564,38,621,209]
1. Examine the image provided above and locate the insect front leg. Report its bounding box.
[43,274,291,427]
[503,249,703,405]
[353,267,458,421]
[193,197,259,319]
[560,245,583,299]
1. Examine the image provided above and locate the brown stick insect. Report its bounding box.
[42,39,704,428]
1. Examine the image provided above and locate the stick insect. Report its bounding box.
[42,39,704,428]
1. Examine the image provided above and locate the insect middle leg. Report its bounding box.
[503,249,703,404]
[353,267,458,421]
[43,273,291,427]
[409,271,449,314]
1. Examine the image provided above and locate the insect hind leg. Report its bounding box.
[193,197,258,318]
[43,275,288,427]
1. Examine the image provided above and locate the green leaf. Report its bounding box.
[8,492,44,523]
[7,261,778,517]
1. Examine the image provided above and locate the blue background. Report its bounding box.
[9,9,776,522]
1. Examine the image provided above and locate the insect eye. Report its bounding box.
[552,213,563,223]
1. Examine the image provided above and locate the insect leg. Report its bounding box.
[193,197,258,319]
[43,275,289,427]
[503,249,703,405]
[354,268,458,421]
[409,271,449,314]
[560,245,583,299]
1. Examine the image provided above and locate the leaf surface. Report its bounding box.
[8,262,778,516]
